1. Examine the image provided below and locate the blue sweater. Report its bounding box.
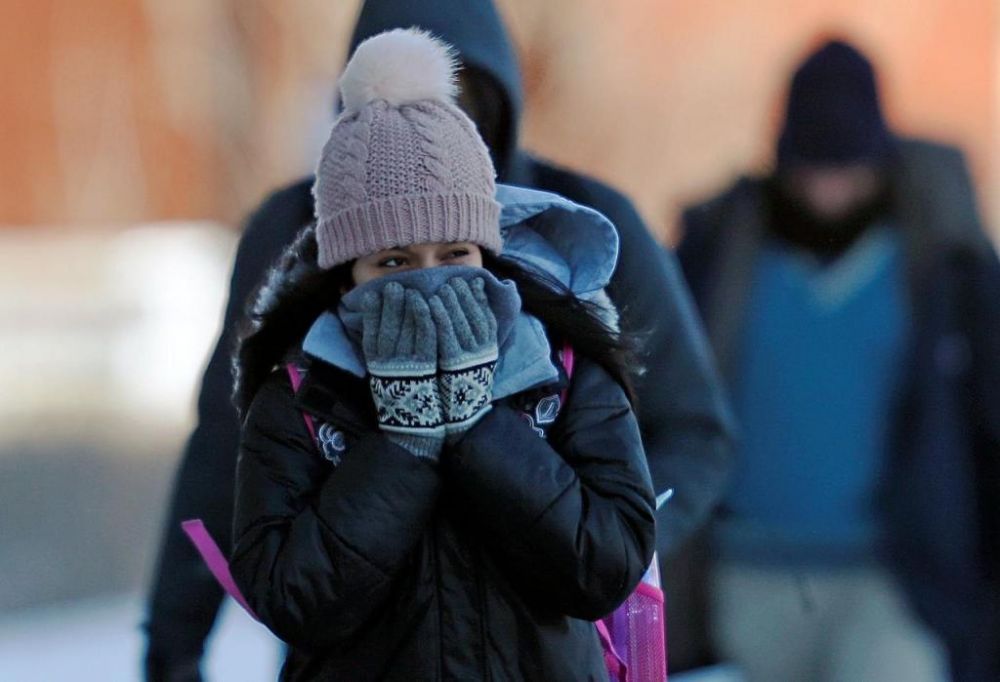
[716,227,910,564]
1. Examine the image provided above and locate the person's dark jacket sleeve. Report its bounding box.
[675,195,728,304]
[564,175,736,556]
[143,181,313,679]
[230,373,442,651]
[969,245,1000,583]
[972,247,1000,676]
[444,356,657,620]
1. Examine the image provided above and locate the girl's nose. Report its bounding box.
[415,255,443,270]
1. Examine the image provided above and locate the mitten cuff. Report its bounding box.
[439,347,499,373]
[368,372,443,431]
[445,404,493,442]
[440,359,497,436]
[386,431,445,460]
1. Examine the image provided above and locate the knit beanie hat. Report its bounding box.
[313,28,502,269]
[777,40,894,169]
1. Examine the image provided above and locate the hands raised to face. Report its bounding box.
[361,277,498,459]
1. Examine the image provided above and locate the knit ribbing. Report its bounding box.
[317,192,501,269]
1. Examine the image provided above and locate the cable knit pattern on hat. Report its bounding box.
[409,104,452,194]
[313,29,502,269]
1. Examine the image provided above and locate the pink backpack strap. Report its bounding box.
[286,363,318,440]
[595,619,629,682]
[180,365,326,623]
[558,341,575,404]
[181,519,258,621]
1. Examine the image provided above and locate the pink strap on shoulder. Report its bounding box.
[181,519,258,621]
[178,365,318,624]
[559,341,575,404]
[595,619,629,682]
[286,363,317,440]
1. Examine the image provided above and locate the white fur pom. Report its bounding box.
[339,28,458,113]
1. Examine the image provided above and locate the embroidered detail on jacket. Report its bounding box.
[316,422,347,465]
[519,393,562,439]
[534,395,561,425]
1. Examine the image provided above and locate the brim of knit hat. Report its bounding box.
[317,192,502,269]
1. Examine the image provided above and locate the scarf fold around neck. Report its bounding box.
[302,265,559,400]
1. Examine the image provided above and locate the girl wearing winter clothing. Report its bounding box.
[229,29,656,681]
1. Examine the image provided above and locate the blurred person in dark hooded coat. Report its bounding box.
[143,1,735,679]
[677,39,1000,682]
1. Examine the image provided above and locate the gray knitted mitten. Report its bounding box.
[362,282,445,459]
[428,277,499,440]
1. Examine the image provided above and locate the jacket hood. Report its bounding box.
[348,0,524,181]
[496,184,619,301]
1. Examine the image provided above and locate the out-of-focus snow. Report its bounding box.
[0,593,280,682]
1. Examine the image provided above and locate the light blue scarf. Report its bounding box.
[303,266,560,399]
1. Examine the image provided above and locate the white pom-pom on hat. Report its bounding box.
[339,28,459,114]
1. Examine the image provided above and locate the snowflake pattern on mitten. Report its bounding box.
[428,277,499,439]
[439,360,497,429]
[369,373,443,431]
[361,283,446,459]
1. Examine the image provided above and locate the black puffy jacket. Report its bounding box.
[231,352,656,681]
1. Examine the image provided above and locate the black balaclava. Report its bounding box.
[770,39,897,259]
[765,175,894,260]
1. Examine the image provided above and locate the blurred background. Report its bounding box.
[0,1,996,680]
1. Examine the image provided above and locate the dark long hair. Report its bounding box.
[480,251,638,401]
[233,230,638,417]
[232,225,350,416]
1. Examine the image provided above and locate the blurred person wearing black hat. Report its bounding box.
[677,39,1000,682]
[143,1,735,680]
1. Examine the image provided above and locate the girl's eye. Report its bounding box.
[445,248,470,260]
[379,256,406,268]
